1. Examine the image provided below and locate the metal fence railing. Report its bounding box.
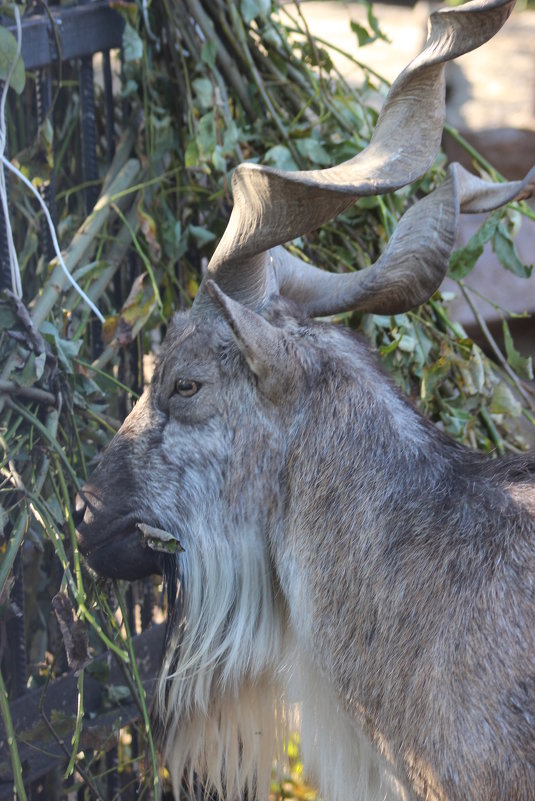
[0,4,166,798]
[0,0,124,289]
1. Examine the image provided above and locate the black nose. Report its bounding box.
[73,493,87,528]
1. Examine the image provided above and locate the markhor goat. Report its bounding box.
[76,1,535,799]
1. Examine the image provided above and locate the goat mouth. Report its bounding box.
[78,523,165,580]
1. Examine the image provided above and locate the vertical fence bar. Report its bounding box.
[0,192,11,291]
[78,54,99,214]
[106,747,121,800]
[0,101,12,292]
[78,29,102,355]
[103,50,116,165]
[6,552,27,699]
[35,66,57,265]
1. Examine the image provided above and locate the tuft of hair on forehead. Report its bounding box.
[157,313,223,364]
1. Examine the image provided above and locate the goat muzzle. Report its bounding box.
[75,490,163,580]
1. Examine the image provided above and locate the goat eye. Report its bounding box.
[175,378,201,398]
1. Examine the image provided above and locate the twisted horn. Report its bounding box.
[192,0,520,316]
[273,163,535,316]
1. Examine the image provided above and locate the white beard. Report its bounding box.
[156,524,286,799]
[156,524,408,801]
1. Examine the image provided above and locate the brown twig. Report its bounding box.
[0,379,56,406]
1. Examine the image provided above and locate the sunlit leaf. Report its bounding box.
[398,334,416,353]
[490,382,522,417]
[189,224,217,246]
[201,40,217,69]
[264,144,298,171]
[185,139,200,168]
[40,321,81,373]
[492,223,533,278]
[468,346,485,394]
[122,22,143,62]
[295,137,331,166]
[421,355,452,401]
[0,25,25,94]
[192,77,214,110]
[502,319,533,379]
[197,112,217,161]
[187,277,199,298]
[241,0,270,24]
[350,20,374,47]
[212,145,227,172]
[448,211,500,280]
[366,1,389,42]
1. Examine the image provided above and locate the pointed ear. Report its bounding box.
[205,280,302,402]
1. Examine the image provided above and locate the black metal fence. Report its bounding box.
[0,3,164,798]
[0,1,125,289]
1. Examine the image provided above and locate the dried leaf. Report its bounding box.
[52,593,91,673]
[137,201,162,261]
[13,119,54,184]
[80,724,118,752]
[102,315,119,345]
[138,523,184,554]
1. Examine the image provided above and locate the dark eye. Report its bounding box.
[175,378,201,397]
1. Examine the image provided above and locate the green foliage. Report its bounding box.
[0,24,25,94]
[350,0,390,48]
[0,0,534,795]
[450,208,533,280]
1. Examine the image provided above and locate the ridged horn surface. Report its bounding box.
[192,0,516,315]
[274,163,535,317]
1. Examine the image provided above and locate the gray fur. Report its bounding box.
[75,4,535,797]
[77,298,535,801]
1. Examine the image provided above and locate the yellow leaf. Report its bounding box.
[137,200,161,261]
[102,315,119,344]
[186,278,199,298]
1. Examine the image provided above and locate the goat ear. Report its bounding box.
[205,280,301,402]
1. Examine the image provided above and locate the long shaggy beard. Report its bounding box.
[155,527,289,800]
[155,529,408,801]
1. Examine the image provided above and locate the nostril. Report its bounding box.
[73,493,87,528]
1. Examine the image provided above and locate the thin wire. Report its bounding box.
[0,5,22,298]
[0,154,105,322]
[0,5,105,323]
